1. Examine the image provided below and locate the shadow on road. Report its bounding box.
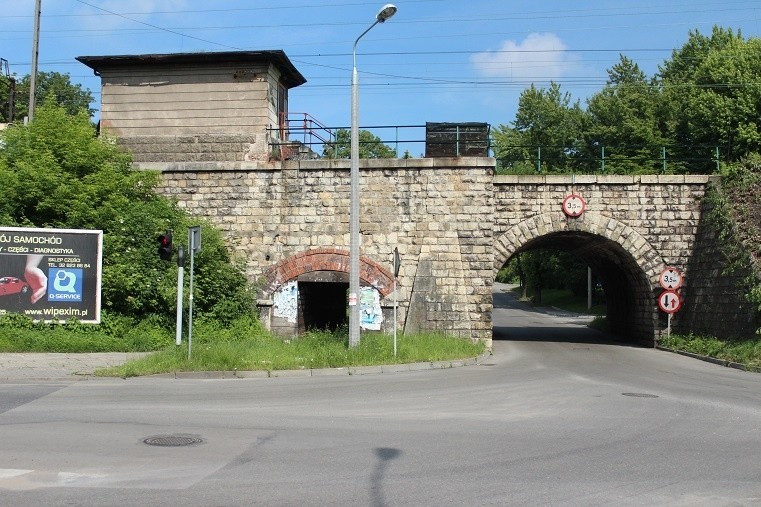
[492,283,636,347]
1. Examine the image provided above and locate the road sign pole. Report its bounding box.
[667,313,672,340]
[188,239,194,360]
[186,226,202,360]
[393,276,397,357]
[392,247,401,358]
[175,246,185,346]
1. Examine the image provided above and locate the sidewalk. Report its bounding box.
[0,353,149,381]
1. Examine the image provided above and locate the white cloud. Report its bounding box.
[471,33,579,81]
[73,0,190,31]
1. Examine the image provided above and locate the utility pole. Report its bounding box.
[1,59,14,122]
[28,0,42,122]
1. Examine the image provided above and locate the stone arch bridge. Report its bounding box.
[152,157,747,347]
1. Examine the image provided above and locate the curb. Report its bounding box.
[0,350,493,382]
[656,346,761,373]
[131,350,492,380]
[145,351,493,380]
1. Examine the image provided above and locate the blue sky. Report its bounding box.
[3,1,760,153]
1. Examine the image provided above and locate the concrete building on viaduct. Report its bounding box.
[77,50,758,348]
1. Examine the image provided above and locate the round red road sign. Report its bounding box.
[658,290,682,314]
[659,267,683,290]
[562,194,586,217]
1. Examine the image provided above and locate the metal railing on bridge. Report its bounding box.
[268,117,493,160]
[496,144,726,175]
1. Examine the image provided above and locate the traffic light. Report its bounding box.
[157,231,173,261]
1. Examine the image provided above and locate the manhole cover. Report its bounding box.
[621,393,659,398]
[479,363,496,367]
[143,434,205,447]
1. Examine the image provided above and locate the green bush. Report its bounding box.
[0,104,254,325]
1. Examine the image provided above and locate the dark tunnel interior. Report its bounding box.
[502,231,656,345]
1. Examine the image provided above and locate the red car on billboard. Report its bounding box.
[0,276,30,298]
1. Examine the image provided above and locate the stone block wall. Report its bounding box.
[494,175,712,270]
[153,157,495,343]
[680,187,759,339]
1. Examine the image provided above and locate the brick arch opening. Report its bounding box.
[493,213,663,345]
[261,248,395,299]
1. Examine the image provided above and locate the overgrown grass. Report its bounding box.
[0,313,485,377]
[0,312,171,352]
[659,333,761,368]
[99,328,485,377]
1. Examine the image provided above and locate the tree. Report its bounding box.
[0,72,94,122]
[322,128,397,159]
[503,249,591,305]
[585,55,671,173]
[493,82,585,174]
[658,27,761,170]
[0,104,252,323]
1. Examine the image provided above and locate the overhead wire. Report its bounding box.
[2,0,758,109]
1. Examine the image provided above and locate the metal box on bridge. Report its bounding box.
[425,122,490,158]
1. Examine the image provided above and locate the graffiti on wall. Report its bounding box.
[360,286,383,331]
[273,281,298,323]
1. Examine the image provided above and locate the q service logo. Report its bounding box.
[47,268,83,303]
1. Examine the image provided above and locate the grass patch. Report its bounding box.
[659,333,761,368]
[98,329,485,378]
[0,313,485,377]
[0,312,174,352]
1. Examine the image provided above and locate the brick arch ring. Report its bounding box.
[261,248,396,298]
[492,212,665,286]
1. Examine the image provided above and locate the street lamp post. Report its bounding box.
[349,4,397,348]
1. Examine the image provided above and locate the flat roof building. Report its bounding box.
[77,50,307,163]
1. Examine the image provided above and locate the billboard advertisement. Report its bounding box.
[0,227,103,323]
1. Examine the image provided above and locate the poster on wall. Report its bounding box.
[360,287,383,331]
[0,227,103,323]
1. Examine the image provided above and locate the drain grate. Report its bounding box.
[143,434,205,447]
[621,393,659,398]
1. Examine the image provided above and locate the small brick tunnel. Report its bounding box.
[261,248,396,335]
[496,230,660,345]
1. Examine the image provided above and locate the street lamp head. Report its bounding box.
[376,4,397,23]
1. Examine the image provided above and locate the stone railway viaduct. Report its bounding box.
[77,50,757,347]
[152,159,737,347]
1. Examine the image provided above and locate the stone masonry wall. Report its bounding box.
[493,175,712,272]
[154,158,495,343]
[680,186,759,339]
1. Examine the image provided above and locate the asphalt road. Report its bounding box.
[1,284,760,506]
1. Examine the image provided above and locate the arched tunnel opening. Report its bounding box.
[495,231,656,346]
